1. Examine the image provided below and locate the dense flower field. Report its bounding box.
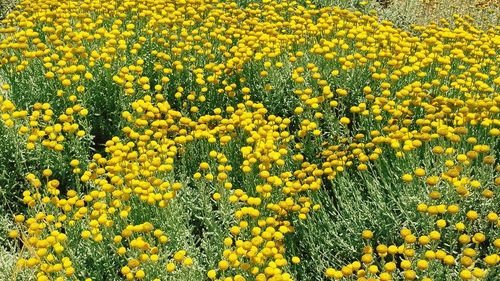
[0,0,498,280]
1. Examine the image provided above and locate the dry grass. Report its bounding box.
[312,0,499,29]
[376,0,499,29]
[0,0,17,19]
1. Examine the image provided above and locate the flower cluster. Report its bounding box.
[0,0,498,280]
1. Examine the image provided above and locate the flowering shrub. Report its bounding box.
[0,0,498,280]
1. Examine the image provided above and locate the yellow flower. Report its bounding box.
[340,117,350,125]
[401,174,413,183]
[135,269,145,279]
[362,230,373,239]
[459,269,472,280]
[207,269,217,279]
[166,262,176,272]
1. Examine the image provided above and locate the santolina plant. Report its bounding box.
[0,0,498,280]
